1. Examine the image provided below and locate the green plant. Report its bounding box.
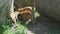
[3,23,28,34]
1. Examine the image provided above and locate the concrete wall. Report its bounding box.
[35,0,60,21]
[0,0,13,24]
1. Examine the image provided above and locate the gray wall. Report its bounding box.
[35,0,60,21]
[0,0,12,25]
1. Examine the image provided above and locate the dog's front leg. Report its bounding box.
[11,16,17,25]
[10,13,17,25]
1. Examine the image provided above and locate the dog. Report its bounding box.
[10,7,35,25]
[17,7,35,24]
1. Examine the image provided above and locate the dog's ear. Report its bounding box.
[16,8,23,12]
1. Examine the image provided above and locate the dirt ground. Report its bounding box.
[27,16,60,34]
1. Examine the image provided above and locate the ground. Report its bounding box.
[27,16,60,34]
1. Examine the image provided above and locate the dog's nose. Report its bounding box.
[19,18,24,21]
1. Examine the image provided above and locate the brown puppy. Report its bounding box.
[10,7,35,25]
[17,7,35,24]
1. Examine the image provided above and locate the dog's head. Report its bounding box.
[17,7,33,21]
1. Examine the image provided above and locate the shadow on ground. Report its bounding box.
[27,16,60,34]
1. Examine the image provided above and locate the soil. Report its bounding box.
[27,16,60,34]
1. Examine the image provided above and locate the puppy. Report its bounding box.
[17,7,35,24]
[10,7,35,25]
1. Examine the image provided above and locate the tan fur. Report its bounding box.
[10,11,20,25]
